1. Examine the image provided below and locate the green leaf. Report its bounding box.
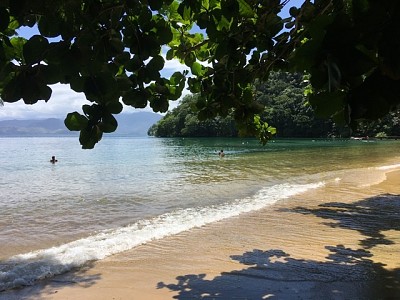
[82,104,93,116]
[267,126,277,135]
[147,55,164,71]
[122,89,148,108]
[83,74,116,102]
[109,38,124,54]
[188,77,201,93]
[99,113,118,133]
[79,126,103,149]
[106,101,123,114]
[140,34,161,59]
[42,65,62,84]
[191,61,205,76]
[39,85,52,101]
[178,3,193,21]
[153,82,169,94]
[70,76,85,93]
[308,15,333,40]
[23,35,49,65]
[148,0,164,11]
[154,19,173,44]
[241,87,253,103]
[221,0,239,18]
[216,15,232,31]
[1,76,22,103]
[0,7,9,32]
[125,56,143,72]
[114,52,131,65]
[170,71,185,85]
[65,112,88,131]
[38,15,60,38]
[21,76,42,104]
[184,52,196,66]
[150,95,169,112]
[289,39,322,72]
[166,49,174,60]
[116,76,133,92]
[237,0,254,17]
[289,6,299,17]
[7,16,19,31]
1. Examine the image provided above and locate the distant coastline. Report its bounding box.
[0,112,162,137]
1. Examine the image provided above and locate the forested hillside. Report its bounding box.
[149,72,400,139]
[148,94,237,137]
[254,72,337,138]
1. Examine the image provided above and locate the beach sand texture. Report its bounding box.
[2,170,400,300]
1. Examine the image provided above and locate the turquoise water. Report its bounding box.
[0,136,399,291]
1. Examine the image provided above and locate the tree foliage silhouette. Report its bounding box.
[1,0,399,147]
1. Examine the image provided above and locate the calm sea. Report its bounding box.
[1,136,399,291]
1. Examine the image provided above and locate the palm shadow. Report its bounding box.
[0,255,101,300]
[158,194,400,299]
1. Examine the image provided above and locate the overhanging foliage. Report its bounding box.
[0,0,399,148]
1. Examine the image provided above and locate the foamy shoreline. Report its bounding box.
[0,182,323,292]
[2,167,400,299]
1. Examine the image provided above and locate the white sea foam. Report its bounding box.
[376,163,400,171]
[0,182,324,291]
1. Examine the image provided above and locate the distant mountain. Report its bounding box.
[0,118,70,135]
[114,112,162,136]
[0,112,162,136]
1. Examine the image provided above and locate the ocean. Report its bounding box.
[1,136,399,292]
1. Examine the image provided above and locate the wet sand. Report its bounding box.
[2,170,400,299]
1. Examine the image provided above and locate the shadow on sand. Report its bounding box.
[158,194,400,299]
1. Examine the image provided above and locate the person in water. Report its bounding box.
[50,156,58,164]
[218,149,225,158]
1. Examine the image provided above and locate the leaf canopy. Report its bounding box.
[0,0,399,148]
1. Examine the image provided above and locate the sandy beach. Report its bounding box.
[2,169,400,299]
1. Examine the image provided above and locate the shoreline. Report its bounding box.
[2,169,400,299]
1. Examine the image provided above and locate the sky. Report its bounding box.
[0,57,190,120]
[0,0,305,120]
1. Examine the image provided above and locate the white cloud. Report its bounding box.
[0,49,194,120]
[162,55,190,77]
[6,1,303,121]
[0,83,87,120]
